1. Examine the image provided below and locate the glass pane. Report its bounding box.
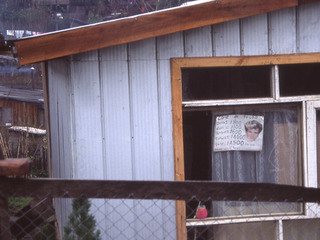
[279,63,320,97]
[182,66,271,101]
[3,107,12,126]
[317,110,320,188]
[283,219,320,240]
[183,104,303,219]
[213,221,276,240]
[211,104,302,217]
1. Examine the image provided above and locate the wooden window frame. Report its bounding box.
[171,53,320,240]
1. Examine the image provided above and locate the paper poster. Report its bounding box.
[213,115,264,152]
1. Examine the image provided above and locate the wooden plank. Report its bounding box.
[41,62,52,177]
[13,0,300,65]
[0,178,319,202]
[172,52,320,68]
[171,60,185,182]
[0,158,31,176]
[0,197,11,240]
[171,59,187,239]
[299,0,320,3]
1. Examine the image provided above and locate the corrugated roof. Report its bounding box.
[0,85,43,104]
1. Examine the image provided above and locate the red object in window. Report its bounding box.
[195,205,208,219]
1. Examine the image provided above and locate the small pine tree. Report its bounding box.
[63,198,101,240]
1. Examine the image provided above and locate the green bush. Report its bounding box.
[64,198,101,240]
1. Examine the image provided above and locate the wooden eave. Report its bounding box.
[12,0,319,65]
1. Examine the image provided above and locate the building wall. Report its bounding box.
[0,99,43,127]
[48,2,320,239]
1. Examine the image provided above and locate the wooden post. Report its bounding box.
[0,196,11,240]
[0,158,32,239]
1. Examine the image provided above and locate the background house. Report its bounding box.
[7,0,320,239]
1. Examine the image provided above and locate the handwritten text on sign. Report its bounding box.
[213,115,264,152]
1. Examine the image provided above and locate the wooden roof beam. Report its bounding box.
[13,0,303,65]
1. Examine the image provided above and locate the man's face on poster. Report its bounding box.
[246,128,260,142]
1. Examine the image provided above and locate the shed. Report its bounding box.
[7,0,320,239]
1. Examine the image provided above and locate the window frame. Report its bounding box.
[0,107,12,126]
[171,53,320,238]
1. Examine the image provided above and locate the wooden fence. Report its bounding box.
[0,178,320,239]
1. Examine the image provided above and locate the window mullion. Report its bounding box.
[276,220,284,240]
[271,65,280,100]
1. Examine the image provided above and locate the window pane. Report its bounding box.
[283,219,320,240]
[3,108,12,126]
[183,104,303,219]
[317,110,320,188]
[279,63,320,96]
[211,105,302,217]
[213,221,276,240]
[211,105,301,185]
[182,66,271,101]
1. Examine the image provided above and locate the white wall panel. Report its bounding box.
[99,45,136,239]
[70,51,107,239]
[129,38,167,239]
[297,2,320,53]
[100,44,133,180]
[47,58,73,236]
[48,58,73,179]
[157,32,184,60]
[157,32,184,239]
[70,50,104,179]
[213,20,241,56]
[128,38,161,180]
[269,7,297,54]
[184,26,213,57]
[157,32,184,181]
[241,14,269,55]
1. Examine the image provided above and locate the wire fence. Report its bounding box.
[0,178,320,240]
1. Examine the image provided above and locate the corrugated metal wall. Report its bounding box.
[48,2,320,239]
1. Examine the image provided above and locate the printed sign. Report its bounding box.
[213,115,264,152]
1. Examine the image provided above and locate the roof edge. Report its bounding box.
[14,0,302,65]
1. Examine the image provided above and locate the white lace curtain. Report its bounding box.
[211,105,301,217]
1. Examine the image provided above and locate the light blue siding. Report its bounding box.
[48,2,320,239]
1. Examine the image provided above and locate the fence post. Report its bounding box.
[0,196,11,240]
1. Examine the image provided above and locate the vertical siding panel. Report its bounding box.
[48,58,72,179]
[241,14,269,55]
[269,7,297,54]
[47,58,73,236]
[157,32,184,181]
[100,44,132,180]
[297,2,320,53]
[129,38,163,239]
[71,51,106,238]
[129,38,161,180]
[184,26,213,57]
[212,20,241,56]
[100,45,135,239]
[157,32,184,240]
[71,51,104,179]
